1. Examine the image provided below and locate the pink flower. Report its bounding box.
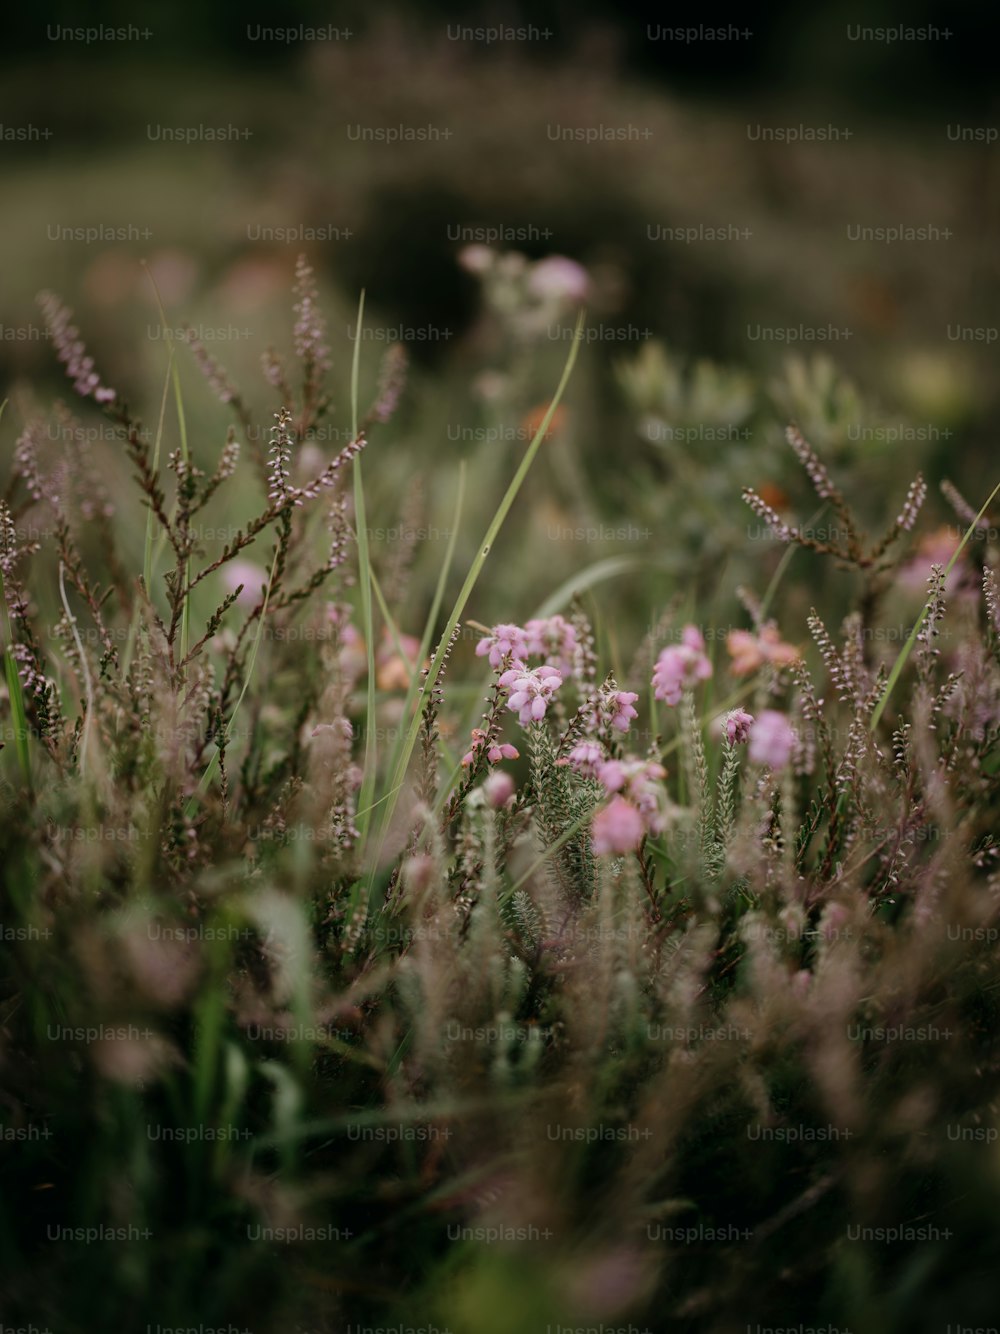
[748,710,797,770]
[528,256,590,304]
[483,771,516,808]
[652,625,712,705]
[503,664,563,726]
[596,757,666,834]
[727,624,799,677]
[724,708,755,745]
[461,727,520,767]
[524,615,579,675]
[221,559,269,609]
[608,690,639,732]
[592,796,644,856]
[559,741,605,777]
[475,622,529,670]
[584,682,640,735]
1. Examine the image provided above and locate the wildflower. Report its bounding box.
[483,770,516,808]
[747,710,797,770]
[597,757,666,834]
[503,664,563,726]
[475,622,529,670]
[221,559,268,609]
[726,624,799,676]
[724,707,755,744]
[524,614,578,675]
[592,796,644,856]
[461,727,520,767]
[652,625,712,705]
[584,682,639,735]
[559,741,605,777]
[528,255,590,304]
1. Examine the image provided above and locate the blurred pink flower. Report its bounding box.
[559,741,605,777]
[597,757,666,834]
[592,796,644,855]
[458,244,494,274]
[727,624,799,676]
[221,559,268,608]
[483,770,516,808]
[524,614,578,674]
[898,525,972,596]
[475,622,529,670]
[529,255,590,303]
[652,625,712,705]
[748,710,797,769]
[376,629,422,690]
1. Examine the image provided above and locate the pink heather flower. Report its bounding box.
[727,624,799,677]
[528,256,590,304]
[475,623,530,670]
[592,796,644,856]
[483,770,516,808]
[581,680,640,737]
[607,689,639,733]
[504,664,563,726]
[596,757,667,834]
[559,741,605,777]
[724,708,755,745]
[748,710,797,770]
[652,625,712,705]
[524,615,579,675]
[461,727,520,767]
[221,559,268,609]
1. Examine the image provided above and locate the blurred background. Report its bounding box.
[3,0,1000,645]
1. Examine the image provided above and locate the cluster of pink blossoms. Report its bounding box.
[562,744,666,855]
[475,622,531,670]
[523,614,579,675]
[461,728,520,768]
[726,624,799,676]
[500,663,564,726]
[584,681,639,736]
[476,617,584,728]
[652,625,713,705]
